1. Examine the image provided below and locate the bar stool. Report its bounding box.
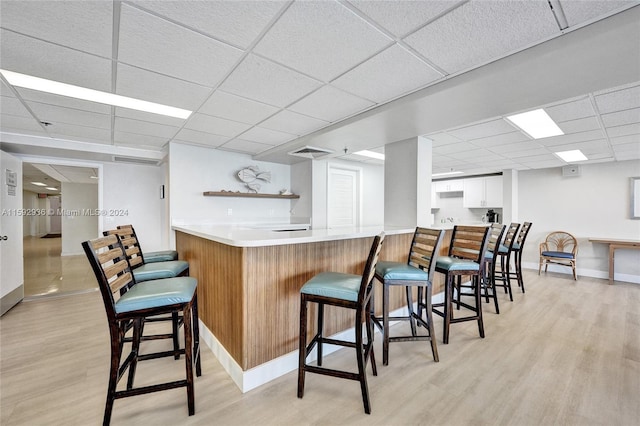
[432,225,491,344]
[371,227,443,365]
[494,223,520,301]
[117,225,178,263]
[82,235,201,425]
[298,233,384,414]
[511,221,532,292]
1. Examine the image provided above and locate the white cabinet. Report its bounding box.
[431,185,439,209]
[463,176,503,208]
[434,180,463,193]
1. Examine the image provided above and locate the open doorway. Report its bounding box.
[22,163,99,298]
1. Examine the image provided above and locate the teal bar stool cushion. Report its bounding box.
[376,261,429,281]
[436,256,480,272]
[115,277,197,314]
[497,244,509,254]
[512,243,521,251]
[145,250,179,263]
[300,272,361,302]
[541,251,575,259]
[133,260,189,282]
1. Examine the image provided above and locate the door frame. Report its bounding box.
[326,163,363,229]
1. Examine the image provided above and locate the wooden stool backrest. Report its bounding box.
[408,227,444,278]
[103,227,145,268]
[359,233,385,305]
[449,225,491,263]
[503,223,521,250]
[488,224,506,260]
[516,222,532,247]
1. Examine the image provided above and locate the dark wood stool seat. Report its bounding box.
[298,233,384,414]
[82,235,201,425]
[432,225,491,344]
[371,227,443,365]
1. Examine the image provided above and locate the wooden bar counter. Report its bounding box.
[174,224,429,391]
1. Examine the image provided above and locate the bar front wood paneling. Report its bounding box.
[176,230,412,370]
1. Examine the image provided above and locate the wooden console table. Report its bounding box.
[589,238,640,283]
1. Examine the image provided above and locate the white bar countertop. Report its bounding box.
[173,224,414,248]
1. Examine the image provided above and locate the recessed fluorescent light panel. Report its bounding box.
[354,150,385,160]
[554,149,588,162]
[45,187,58,191]
[0,69,192,119]
[31,182,47,186]
[506,108,564,139]
[432,171,464,177]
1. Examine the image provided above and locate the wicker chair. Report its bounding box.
[539,231,578,280]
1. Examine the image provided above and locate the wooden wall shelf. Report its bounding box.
[203,191,299,199]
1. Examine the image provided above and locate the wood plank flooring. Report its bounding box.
[1,270,638,425]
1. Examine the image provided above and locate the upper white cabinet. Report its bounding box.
[463,176,503,208]
[434,180,463,193]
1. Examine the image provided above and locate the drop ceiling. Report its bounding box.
[22,163,98,194]
[0,0,638,176]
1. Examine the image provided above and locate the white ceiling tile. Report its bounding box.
[348,0,463,37]
[0,1,113,57]
[116,64,211,111]
[612,140,640,156]
[114,131,169,149]
[238,126,296,145]
[501,147,551,158]
[557,116,602,134]
[114,117,178,138]
[489,139,542,153]
[220,55,322,108]
[433,141,478,155]
[609,134,640,146]
[601,107,640,128]
[288,85,374,122]
[424,132,463,145]
[48,123,112,143]
[114,107,186,128]
[545,98,596,122]
[467,131,530,147]
[199,91,280,125]
[451,148,505,161]
[174,129,230,147]
[549,139,611,155]
[606,123,640,138]
[254,1,392,82]
[1,96,31,117]
[1,81,15,97]
[16,88,112,114]
[118,4,243,87]
[27,102,111,130]
[595,85,640,113]
[260,110,329,135]
[0,29,112,91]
[614,149,640,161]
[448,119,516,141]
[0,114,45,133]
[332,44,442,103]
[536,129,605,146]
[404,0,558,74]
[184,113,251,137]
[517,158,565,169]
[559,0,637,27]
[220,138,274,155]
[131,1,286,49]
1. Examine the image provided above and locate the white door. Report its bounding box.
[327,166,360,228]
[1,151,24,315]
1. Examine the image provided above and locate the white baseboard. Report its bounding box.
[521,262,640,284]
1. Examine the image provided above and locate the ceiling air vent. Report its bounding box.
[288,146,333,159]
[113,156,161,166]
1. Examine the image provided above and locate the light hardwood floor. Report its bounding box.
[1,270,638,425]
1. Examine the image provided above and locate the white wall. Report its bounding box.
[102,161,166,252]
[60,182,98,256]
[290,161,312,223]
[519,160,640,283]
[22,191,37,237]
[169,142,293,226]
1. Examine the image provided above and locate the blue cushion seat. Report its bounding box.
[133,260,189,282]
[145,250,179,263]
[375,261,429,281]
[300,272,361,302]
[512,243,521,251]
[541,251,574,259]
[497,244,509,254]
[115,276,197,314]
[436,256,480,272]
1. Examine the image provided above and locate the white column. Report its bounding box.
[384,136,432,228]
[502,169,518,224]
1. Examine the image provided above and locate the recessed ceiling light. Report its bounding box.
[90,175,99,179]
[0,69,192,119]
[31,182,47,186]
[554,149,588,162]
[432,171,464,177]
[354,150,385,160]
[506,108,564,139]
[45,187,58,191]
